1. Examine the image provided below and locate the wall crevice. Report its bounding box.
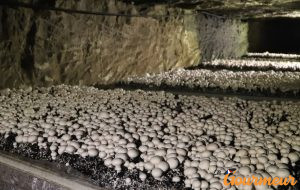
[20,20,37,81]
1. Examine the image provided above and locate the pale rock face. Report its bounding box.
[0,0,203,89]
[0,0,255,89]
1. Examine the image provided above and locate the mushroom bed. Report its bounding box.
[0,85,299,190]
[125,59,300,97]
[201,59,300,72]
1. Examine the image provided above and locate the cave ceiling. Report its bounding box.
[1,0,300,18]
[121,0,300,18]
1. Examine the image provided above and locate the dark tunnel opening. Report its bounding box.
[248,18,300,54]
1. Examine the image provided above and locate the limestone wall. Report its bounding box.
[0,0,247,89]
[198,15,248,61]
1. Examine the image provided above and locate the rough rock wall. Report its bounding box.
[198,15,248,61]
[0,0,247,89]
[0,0,202,89]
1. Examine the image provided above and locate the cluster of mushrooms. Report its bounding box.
[126,68,300,94]
[204,59,300,71]
[0,85,299,190]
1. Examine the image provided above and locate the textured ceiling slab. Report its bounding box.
[120,0,300,18]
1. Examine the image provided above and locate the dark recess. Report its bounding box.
[20,21,37,81]
[0,8,10,41]
[248,18,300,54]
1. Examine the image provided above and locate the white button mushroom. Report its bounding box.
[127,148,139,159]
[88,148,98,157]
[172,176,181,182]
[167,157,179,169]
[151,168,163,178]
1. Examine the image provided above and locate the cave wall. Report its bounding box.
[0,0,248,89]
[198,15,248,61]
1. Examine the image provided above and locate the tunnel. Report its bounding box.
[248,18,300,54]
